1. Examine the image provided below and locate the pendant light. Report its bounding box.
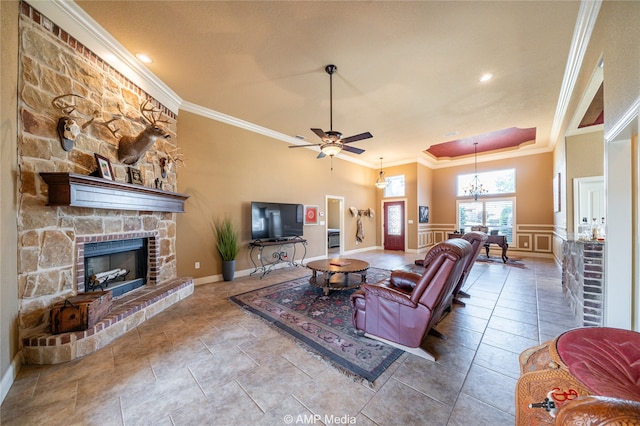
[375,157,389,189]
[463,142,488,200]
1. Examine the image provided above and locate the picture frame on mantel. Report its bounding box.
[128,167,143,185]
[94,154,114,181]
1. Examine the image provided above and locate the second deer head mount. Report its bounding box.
[117,100,171,165]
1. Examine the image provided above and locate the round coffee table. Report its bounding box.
[306,258,370,295]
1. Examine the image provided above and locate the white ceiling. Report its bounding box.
[73,0,583,168]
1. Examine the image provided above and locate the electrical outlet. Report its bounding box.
[195,261,200,269]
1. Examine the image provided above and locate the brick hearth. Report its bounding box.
[22,277,193,364]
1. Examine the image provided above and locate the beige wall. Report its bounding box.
[599,3,640,137]
[431,152,554,231]
[1,0,20,399]
[417,162,433,214]
[327,199,340,229]
[175,110,378,280]
[565,130,604,233]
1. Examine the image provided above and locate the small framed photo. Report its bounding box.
[94,154,114,180]
[419,206,429,223]
[128,167,143,185]
[304,205,319,225]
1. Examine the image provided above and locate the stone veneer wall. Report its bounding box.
[17,3,180,344]
[561,240,605,326]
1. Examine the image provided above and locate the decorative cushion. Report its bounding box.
[557,327,640,402]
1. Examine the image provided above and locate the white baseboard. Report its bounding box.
[1,351,22,404]
[193,246,384,286]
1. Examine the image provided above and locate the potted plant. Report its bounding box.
[213,217,241,281]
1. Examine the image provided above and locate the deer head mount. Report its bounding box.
[52,94,121,151]
[159,147,186,178]
[117,100,171,165]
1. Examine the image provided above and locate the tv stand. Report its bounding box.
[249,237,307,278]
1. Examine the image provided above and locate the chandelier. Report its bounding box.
[463,143,487,201]
[375,157,390,189]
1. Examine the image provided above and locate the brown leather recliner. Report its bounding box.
[350,239,472,360]
[412,231,487,305]
[453,231,488,303]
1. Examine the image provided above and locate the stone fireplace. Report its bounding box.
[17,3,193,364]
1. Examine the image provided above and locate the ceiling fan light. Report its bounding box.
[321,143,342,157]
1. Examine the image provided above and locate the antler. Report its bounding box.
[52,94,93,120]
[140,100,169,126]
[53,94,122,135]
[167,147,186,168]
[94,117,120,138]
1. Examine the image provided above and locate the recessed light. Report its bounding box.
[479,73,493,82]
[136,53,153,64]
[444,131,459,138]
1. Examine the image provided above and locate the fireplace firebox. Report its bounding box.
[84,238,148,297]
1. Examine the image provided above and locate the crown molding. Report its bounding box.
[549,0,602,147]
[28,0,182,113]
[605,96,640,142]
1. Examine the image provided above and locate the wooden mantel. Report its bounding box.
[40,173,189,213]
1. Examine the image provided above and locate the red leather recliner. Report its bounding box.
[350,239,472,360]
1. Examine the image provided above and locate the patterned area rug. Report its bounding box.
[229,267,403,382]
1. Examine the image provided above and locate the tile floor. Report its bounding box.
[1,250,579,425]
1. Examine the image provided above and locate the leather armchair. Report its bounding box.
[350,239,472,360]
[413,231,487,305]
[453,231,488,303]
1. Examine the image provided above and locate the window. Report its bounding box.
[384,175,405,198]
[457,169,515,197]
[457,197,515,243]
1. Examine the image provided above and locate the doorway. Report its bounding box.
[573,176,605,236]
[326,196,344,255]
[383,200,405,251]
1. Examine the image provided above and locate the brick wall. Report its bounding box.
[17,3,180,343]
[561,240,604,326]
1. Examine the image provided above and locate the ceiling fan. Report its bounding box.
[290,64,372,159]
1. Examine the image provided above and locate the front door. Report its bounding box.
[384,201,405,251]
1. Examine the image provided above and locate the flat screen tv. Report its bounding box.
[251,202,304,241]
